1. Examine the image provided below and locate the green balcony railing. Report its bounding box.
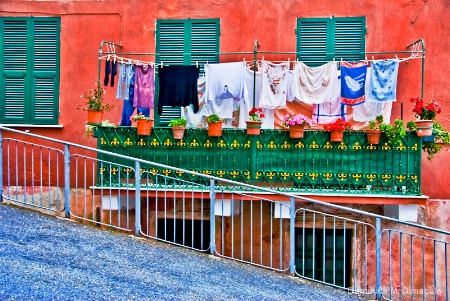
[94,126,422,195]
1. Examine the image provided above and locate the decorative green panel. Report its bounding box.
[95,127,422,196]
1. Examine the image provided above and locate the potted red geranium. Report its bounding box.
[323,118,352,142]
[246,107,265,135]
[411,97,442,137]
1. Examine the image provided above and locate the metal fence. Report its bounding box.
[0,126,448,301]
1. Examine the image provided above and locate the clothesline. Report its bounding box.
[98,38,426,123]
[100,54,420,72]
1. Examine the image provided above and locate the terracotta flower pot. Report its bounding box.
[87,110,103,125]
[136,119,153,136]
[330,130,344,142]
[366,129,382,145]
[415,120,433,137]
[289,124,305,139]
[172,126,186,139]
[246,120,262,135]
[207,121,223,137]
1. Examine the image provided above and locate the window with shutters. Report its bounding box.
[0,17,60,125]
[155,19,219,126]
[296,17,366,67]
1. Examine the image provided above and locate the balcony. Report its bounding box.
[94,126,425,204]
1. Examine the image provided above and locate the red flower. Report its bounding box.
[248,107,265,122]
[411,97,442,120]
[323,118,353,132]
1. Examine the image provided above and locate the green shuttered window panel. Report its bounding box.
[297,17,366,67]
[1,17,60,125]
[155,19,219,126]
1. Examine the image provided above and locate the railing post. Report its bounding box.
[209,179,216,255]
[375,217,382,300]
[0,129,3,203]
[134,161,141,236]
[289,196,296,275]
[64,144,70,218]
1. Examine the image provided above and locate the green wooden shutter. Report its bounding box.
[297,17,365,67]
[32,19,60,124]
[0,17,60,125]
[156,21,187,125]
[2,19,28,122]
[190,20,219,74]
[155,19,219,126]
[334,18,366,63]
[297,19,330,67]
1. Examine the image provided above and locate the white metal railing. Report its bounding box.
[1,126,448,301]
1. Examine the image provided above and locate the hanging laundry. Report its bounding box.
[312,101,347,124]
[366,59,399,102]
[120,66,135,126]
[111,60,117,87]
[115,62,126,100]
[104,59,111,87]
[352,102,384,122]
[340,61,368,106]
[203,62,245,119]
[259,61,290,109]
[291,61,340,104]
[123,61,133,101]
[181,76,207,128]
[103,59,117,87]
[353,67,384,122]
[242,67,274,129]
[158,65,200,116]
[312,71,347,124]
[134,64,155,109]
[286,71,299,103]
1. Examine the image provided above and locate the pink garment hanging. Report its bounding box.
[134,64,155,109]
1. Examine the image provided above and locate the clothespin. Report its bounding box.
[160,61,163,68]
[206,60,209,65]
[196,61,198,68]
[395,55,399,61]
[372,56,375,61]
